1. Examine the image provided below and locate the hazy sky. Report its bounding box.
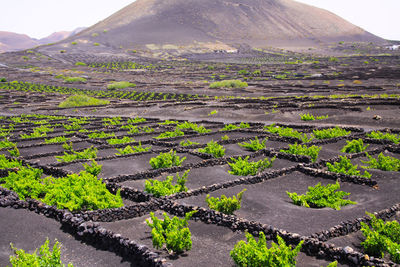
[295,0,400,40]
[1,0,399,40]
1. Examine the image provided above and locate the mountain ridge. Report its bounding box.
[69,0,382,50]
[0,27,86,53]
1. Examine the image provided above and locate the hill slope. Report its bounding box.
[0,32,39,53]
[0,28,86,53]
[38,31,73,46]
[70,0,382,50]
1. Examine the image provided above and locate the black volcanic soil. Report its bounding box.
[176,170,400,236]
[0,208,131,267]
[99,210,338,267]
[119,156,297,191]
[0,47,399,266]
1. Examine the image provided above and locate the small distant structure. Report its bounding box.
[226,49,238,53]
[213,49,238,54]
[387,45,400,50]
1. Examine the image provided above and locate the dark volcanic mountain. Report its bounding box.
[69,0,382,50]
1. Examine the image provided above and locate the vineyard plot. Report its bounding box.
[1,50,400,266]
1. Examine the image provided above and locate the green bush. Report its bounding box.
[177,121,211,133]
[221,122,250,131]
[159,120,179,125]
[327,262,338,267]
[0,166,123,211]
[55,146,98,162]
[329,57,339,62]
[82,160,102,176]
[0,77,7,82]
[300,113,315,121]
[300,113,328,121]
[107,136,135,145]
[45,136,70,144]
[198,140,225,158]
[149,150,186,169]
[115,142,151,155]
[238,137,267,151]
[221,135,230,141]
[313,127,351,139]
[327,156,371,178]
[0,139,17,149]
[44,171,122,211]
[280,143,321,162]
[154,129,184,139]
[209,80,248,89]
[221,124,239,131]
[287,181,357,210]
[20,131,46,139]
[361,152,400,171]
[88,131,115,139]
[8,145,20,157]
[74,62,86,66]
[367,131,400,144]
[341,139,369,153]
[179,139,200,146]
[62,142,73,151]
[360,213,400,263]
[0,154,23,169]
[10,239,73,267]
[68,117,88,124]
[63,123,81,130]
[145,170,190,197]
[228,156,275,176]
[0,130,11,139]
[107,81,136,90]
[206,189,246,214]
[208,110,218,116]
[121,124,151,133]
[146,211,197,253]
[264,124,314,143]
[0,167,45,199]
[34,125,54,133]
[102,117,121,126]
[59,95,109,108]
[230,232,303,267]
[127,117,146,124]
[20,125,53,139]
[127,125,154,134]
[63,77,87,83]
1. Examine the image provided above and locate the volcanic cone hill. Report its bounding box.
[60,0,383,53]
[0,31,39,53]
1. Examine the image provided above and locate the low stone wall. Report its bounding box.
[0,187,169,267]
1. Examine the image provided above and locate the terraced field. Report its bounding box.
[0,49,399,266]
